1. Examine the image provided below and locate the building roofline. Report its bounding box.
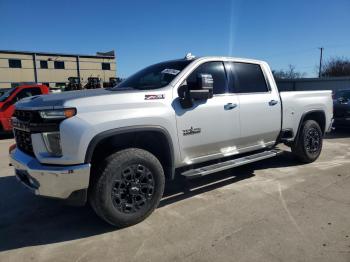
[0,49,115,59]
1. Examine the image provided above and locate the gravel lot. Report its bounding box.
[0,131,349,262]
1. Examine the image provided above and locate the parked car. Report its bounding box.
[0,84,49,132]
[0,88,10,97]
[333,89,350,128]
[9,56,333,227]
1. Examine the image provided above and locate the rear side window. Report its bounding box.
[186,62,227,94]
[230,62,268,93]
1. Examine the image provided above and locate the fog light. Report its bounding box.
[42,132,62,156]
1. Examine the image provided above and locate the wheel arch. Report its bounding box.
[296,110,326,137]
[85,125,175,180]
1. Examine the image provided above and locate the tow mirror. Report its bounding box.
[178,74,214,109]
[178,81,193,108]
[189,73,213,100]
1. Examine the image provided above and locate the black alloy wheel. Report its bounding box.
[304,127,321,154]
[111,164,155,213]
[291,120,323,163]
[89,148,165,227]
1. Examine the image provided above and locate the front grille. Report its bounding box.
[14,110,42,122]
[13,109,62,156]
[14,129,34,156]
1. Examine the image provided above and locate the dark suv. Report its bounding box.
[333,89,350,128]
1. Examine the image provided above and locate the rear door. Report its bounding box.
[226,62,281,150]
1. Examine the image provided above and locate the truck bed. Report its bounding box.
[280,90,333,137]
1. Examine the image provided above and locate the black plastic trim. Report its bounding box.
[296,110,326,139]
[279,129,294,140]
[84,125,175,178]
[12,119,59,133]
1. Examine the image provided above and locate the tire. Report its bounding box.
[89,148,165,227]
[291,120,323,163]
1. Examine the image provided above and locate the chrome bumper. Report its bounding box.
[10,149,91,200]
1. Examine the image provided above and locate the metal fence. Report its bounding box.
[276,77,350,92]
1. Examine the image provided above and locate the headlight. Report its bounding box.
[39,108,76,120]
[42,132,62,156]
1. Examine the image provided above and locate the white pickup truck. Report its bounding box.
[10,55,333,227]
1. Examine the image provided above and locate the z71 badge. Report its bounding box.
[183,126,201,136]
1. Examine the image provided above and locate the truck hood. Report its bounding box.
[16,88,166,113]
[15,88,139,110]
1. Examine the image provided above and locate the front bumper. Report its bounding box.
[10,148,91,201]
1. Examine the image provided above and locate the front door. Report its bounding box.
[174,61,241,165]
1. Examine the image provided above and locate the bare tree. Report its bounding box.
[272,65,306,80]
[321,57,350,77]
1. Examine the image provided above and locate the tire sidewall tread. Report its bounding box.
[292,120,323,163]
[89,148,165,227]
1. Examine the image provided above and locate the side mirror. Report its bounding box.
[189,73,213,100]
[177,74,214,109]
[178,81,193,108]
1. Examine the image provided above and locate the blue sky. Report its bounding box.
[0,0,349,77]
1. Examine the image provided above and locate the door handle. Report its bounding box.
[269,100,278,106]
[224,103,237,110]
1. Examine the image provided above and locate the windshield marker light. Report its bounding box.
[185,53,195,60]
[39,108,76,119]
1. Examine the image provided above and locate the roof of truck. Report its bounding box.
[194,56,267,65]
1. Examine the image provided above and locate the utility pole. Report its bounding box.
[318,47,324,78]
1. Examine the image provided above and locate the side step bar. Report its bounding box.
[181,149,282,178]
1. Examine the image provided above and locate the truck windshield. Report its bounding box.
[0,88,16,102]
[113,60,192,90]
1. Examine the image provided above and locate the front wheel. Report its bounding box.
[89,148,165,227]
[291,120,323,163]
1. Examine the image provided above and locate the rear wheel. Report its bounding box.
[89,148,165,227]
[291,120,323,163]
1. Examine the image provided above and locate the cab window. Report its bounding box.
[226,62,268,93]
[186,62,227,94]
